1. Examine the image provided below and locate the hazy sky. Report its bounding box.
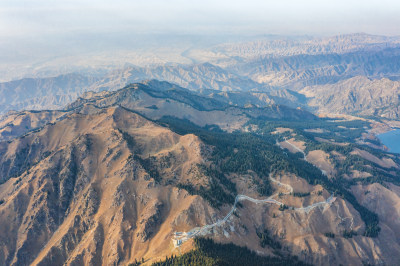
[1,0,400,71]
[1,0,400,38]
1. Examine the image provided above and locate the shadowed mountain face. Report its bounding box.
[66,80,316,128]
[0,80,316,142]
[1,81,400,265]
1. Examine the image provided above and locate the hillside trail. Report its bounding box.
[284,138,306,159]
[172,174,336,248]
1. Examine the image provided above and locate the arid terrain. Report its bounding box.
[0,81,399,265]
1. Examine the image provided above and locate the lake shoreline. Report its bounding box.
[376,128,400,154]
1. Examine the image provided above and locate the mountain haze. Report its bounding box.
[1,34,400,122]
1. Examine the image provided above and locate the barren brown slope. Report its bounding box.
[0,105,219,265]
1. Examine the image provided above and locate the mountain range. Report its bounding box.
[0,81,400,265]
[1,34,400,120]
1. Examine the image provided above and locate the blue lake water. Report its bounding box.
[377,129,400,154]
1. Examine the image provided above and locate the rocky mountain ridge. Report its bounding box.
[1,81,400,265]
[0,80,315,142]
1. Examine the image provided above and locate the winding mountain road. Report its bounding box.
[172,175,336,248]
